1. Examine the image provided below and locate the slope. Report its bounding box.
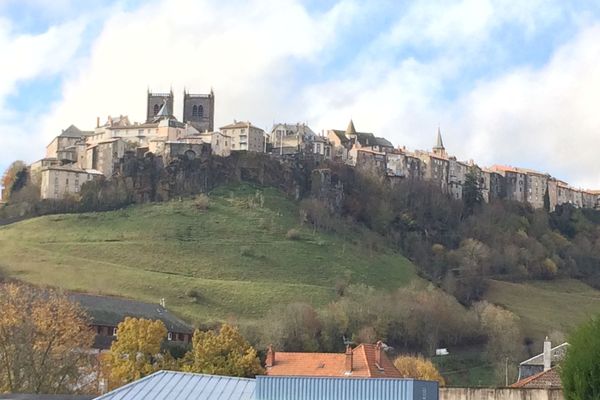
[0,184,417,324]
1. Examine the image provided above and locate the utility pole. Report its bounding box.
[505,357,509,386]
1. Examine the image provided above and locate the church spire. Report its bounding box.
[434,126,444,150]
[346,119,357,135]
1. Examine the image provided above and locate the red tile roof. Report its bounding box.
[511,368,562,389]
[265,343,402,378]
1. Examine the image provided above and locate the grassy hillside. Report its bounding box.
[0,184,416,325]
[484,278,600,340]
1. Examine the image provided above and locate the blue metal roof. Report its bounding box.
[94,371,255,400]
[255,376,438,400]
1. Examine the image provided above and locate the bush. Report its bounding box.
[286,228,301,240]
[195,194,209,210]
[186,288,202,299]
[393,355,445,385]
[240,246,254,257]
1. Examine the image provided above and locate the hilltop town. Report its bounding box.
[24,88,600,212]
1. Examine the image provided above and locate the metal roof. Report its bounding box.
[255,376,438,400]
[95,371,255,400]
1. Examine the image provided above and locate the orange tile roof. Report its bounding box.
[511,368,562,389]
[265,343,402,378]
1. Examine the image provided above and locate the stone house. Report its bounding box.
[270,123,317,155]
[523,169,550,209]
[416,151,449,192]
[490,165,527,203]
[40,165,103,200]
[386,150,422,180]
[69,293,194,350]
[220,121,265,152]
[448,157,469,200]
[356,149,387,175]
[86,138,133,177]
[328,120,393,165]
[513,338,568,389]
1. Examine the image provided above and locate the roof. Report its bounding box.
[265,343,402,378]
[94,371,255,400]
[519,342,569,366]
[0,396,93,400]
[256,376,438,400]
[60,125,84,138]
[69,293,193,334]
[220,121,263,131]
[433,127,444,150]
[271,123,316,137]
[346,119,357,135]
[511,367,562,389]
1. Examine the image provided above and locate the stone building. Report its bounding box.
[448,157,469,200]
[146,90,174,122]
[86,138,134,177]
[270,123,317,155]
[481,169,505,202]
[45,125,92,164]
[40,165,103,200]
[490,165,527,203]
[220,121,265,152]
[386,150,422,180]
[356,149,387,175]
[183,89,215,132]
[524,169,550,209]
[328,120,393,165]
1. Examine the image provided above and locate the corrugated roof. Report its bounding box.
[94,371,255,400]
[256,376,438,400]
[70,293,193,334]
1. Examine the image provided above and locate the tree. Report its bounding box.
[474,301,522,384]
[393,355,445,385]
[462,169,483,216]
[0,283,95,393]
[560,316,600,400]
[102,317,173,389]
[183,324,263,377]
[1,161,27,201]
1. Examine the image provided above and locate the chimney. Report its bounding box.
[266,345,275,368]
[345,344,353,374]
[96,117,100,128]
[375,341,383,366]
[543,337,552,371]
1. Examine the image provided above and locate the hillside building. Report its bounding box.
[40,165,103,200]
[220,121,265,152]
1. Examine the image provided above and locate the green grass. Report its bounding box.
[0,184,417,325]
[484,278,600,340]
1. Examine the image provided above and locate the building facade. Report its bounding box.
[221,121,265,152]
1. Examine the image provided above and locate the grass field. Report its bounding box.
[0,184,417,325]
[484,278,600,340]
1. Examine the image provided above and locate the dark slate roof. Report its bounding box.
[0,395,93,400]
[70,293,193,334]
[60,125,84,138]
[94,371,255,400]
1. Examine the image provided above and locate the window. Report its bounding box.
[197,105,204,118]
[192,105,198,116]
[113,327,118,337]
[167,332,173,341]
[153,104,160,115]
[66,178,69,185]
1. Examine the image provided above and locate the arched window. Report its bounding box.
[192,105,198,116]
[153,104,159,115]
[197,105,204,118]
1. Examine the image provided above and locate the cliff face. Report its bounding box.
[111,151,341,208]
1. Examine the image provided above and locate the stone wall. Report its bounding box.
[440,388,563,400]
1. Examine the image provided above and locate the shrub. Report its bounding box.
[186,288,202,299]
[240,246,254,257]
[286,228,301,240]
[393,355,445,385]
[195,194,209,211]
[561,316,600,400]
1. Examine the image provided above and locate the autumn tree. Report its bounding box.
[393,355,445,385]
[561,316,600,400]
[102,318,173,389]
[1,161,27,201]
[183,324,263,377]
[474,301,522,384]
[0,283,95,393]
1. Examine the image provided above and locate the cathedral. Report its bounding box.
[146,89,215,132]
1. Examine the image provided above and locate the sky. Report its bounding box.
[1,0,600,189]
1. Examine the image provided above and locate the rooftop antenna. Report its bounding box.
[342,335,354,346]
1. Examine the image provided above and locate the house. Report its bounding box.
[264,341,403,378]
[513,337,568,388]
[92,371,438,400]
[327,120,393,164]
[69,293,194,349]
[40,165,104,200]
[221,121,265,152]
[270,123,317,155]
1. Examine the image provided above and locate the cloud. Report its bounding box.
[40,0,357,141]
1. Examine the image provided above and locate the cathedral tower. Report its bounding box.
[183,89,215,132]
[146,89,174,122]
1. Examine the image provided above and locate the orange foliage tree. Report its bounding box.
[393,355,445,386]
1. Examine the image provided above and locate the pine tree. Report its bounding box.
[462,169,483,215]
